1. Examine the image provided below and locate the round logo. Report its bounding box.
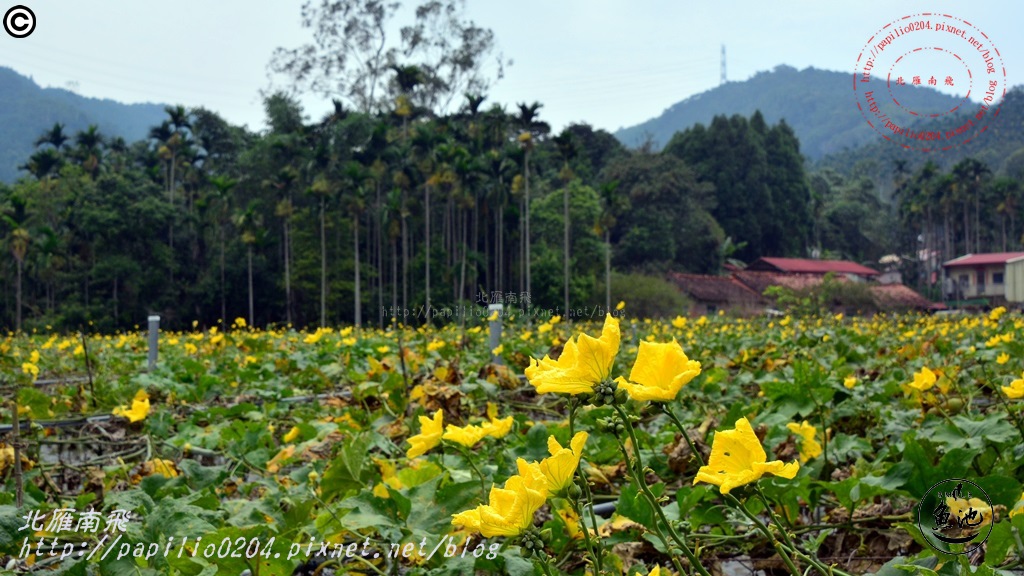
[917,478,994,555]
[4,5,36,38]
[853,14,1007,152]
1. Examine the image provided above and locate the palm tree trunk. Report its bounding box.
[564,184,570,317]
[376,181,383,327]
[220,224,226,328]
[605,229,611,313]
[15,259,22,332]
[459,208,468,329]
[963,204,970,254]
[391,239,398,317]
[320,196,327,327]
[284,220,292,325]
[524,149,531,306]
[425,184,431,321]
[401,191,408,314]
[497,204,503,291]
[247,246,254,326]
[354,215,361,327]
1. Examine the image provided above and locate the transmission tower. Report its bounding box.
[720,45,727,85]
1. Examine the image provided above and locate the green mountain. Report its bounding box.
[816,86,1024,198]
[614,65,969,160]
[0,66,168,183]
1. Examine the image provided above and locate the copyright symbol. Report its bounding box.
[4,5,36,38]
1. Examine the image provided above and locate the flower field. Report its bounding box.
[3,309,1024,576]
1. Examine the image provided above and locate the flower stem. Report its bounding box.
[457,445,488,498]
[536,555,557,576]
[723,491,804,575]
[661,404,706,467]
[614,405,712,576]
[568,399,604,575]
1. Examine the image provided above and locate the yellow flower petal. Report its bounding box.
[619,339,701,402]
[525,315,620,395]
[786,421,822,463]
[406,409,444,459]
[694,417,799,494]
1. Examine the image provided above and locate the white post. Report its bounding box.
[147,315,160,371]
[488,304,503,364]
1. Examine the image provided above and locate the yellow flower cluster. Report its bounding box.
[112,389,151,423]
[451,431,588,537]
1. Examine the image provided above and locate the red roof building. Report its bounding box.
[942,252,1024,301]
[747,257,879,278]
[667,272,764,316]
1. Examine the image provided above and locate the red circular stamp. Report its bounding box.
[853,14,1007,152]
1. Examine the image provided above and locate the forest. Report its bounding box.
[3,90,1024,331]
[1,0,1024,333]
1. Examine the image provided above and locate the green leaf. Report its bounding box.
[985,519,1014,565]
[320,432,374,500]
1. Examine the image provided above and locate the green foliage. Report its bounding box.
[764,272,876,315]
[615,65,967,159]
[597,271,690,318]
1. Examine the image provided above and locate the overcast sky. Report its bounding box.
[2,1,1021,134]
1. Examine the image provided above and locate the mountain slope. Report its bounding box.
[614,65,969,159]
[0,66,168,182]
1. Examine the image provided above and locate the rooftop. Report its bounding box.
[943,252,1024,267]
[667,272,763,303]
[747,257,879,276]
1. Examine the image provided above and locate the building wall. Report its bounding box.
[948,264,1007,298]
[1007,259,1024,303]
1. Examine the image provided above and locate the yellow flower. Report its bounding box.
[1010,492,1024,518]
[997,352,1010,365]
[945,495,993,528]
[451,463,547,537]
[146,459,179,478]
[233,317,246,328]
[525,314,620,395]
[481,416,514,440]
[693,417,799,494]
[377,346,390,354]
[786,421,822,463]
[550,315,561,324]
[21,362,39,380]
[184,342,198,355]
[537,323,552,334]
[1002,373,1024,399]
[406,409,444,458]
[266,445,295,474]
[990,306,1007,321]
[908,366,937,392]
[491,345,504,355]
[843,375,857,389]
[671,315,687,329]
[443,423,490,448]
[616,300,626,311]
[112,389,151,423]
[487,310,499,322]
[283,426,301,443]
[539,431,588,496]
[427,339,445,351]
[617,339,701,402]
